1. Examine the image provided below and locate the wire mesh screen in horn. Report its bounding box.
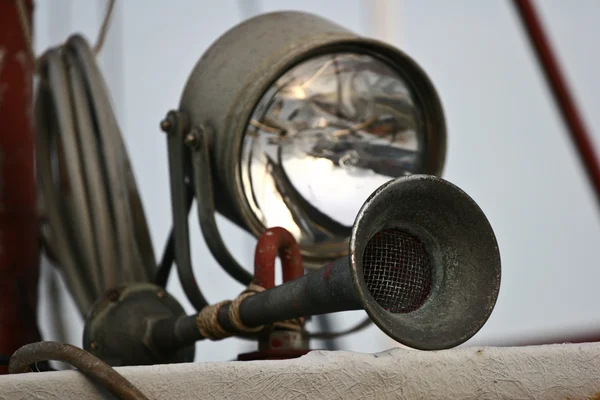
[362,229,433,313]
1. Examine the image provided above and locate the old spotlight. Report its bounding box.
[162,10,447,297]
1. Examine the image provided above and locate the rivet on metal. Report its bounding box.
[160,118,172,133]
[184,131,199,149]
[160,110,178,134]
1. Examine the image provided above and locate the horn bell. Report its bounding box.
[349,175,501,350]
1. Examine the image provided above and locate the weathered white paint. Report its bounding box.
[1,343,600,399]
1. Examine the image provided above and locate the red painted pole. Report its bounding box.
[512,0,600,346]
[0,0,41,374]
[513,0,600,208]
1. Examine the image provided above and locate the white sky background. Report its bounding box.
[33,0,600,361]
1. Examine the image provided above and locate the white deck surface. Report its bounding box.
[1,343,600,399]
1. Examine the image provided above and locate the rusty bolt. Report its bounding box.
[157,290,166,299]
[90,341,98,351]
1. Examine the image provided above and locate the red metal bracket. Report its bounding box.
[238,227,309,361]
[253,227,303,289]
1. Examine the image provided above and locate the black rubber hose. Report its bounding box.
[9,342,149,400]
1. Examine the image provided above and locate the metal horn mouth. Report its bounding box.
[350,175,501,350]
[362,228,434,314]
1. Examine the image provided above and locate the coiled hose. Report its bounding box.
[36,35,155,315]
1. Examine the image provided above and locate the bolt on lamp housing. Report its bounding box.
[178,11,446,265]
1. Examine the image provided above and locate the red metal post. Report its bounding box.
[0,0,41,374]
[511,0,600,346]
[513,0,600,208]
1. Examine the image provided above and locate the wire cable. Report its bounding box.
[166,128,210,310]
[35,35,155,314]
[9,342,149,400]
[18,0,149,315]
[312,315,339,350]
[17,0,116,69]
[191,129,254,286]
[93,0,116,56]
[155,180,194,287]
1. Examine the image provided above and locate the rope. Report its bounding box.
[273,317,304,332]
[196,300,231,340]
[228,284,265,334]
[195,283,304,340]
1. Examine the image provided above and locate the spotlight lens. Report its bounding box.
[241,53,426,256]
